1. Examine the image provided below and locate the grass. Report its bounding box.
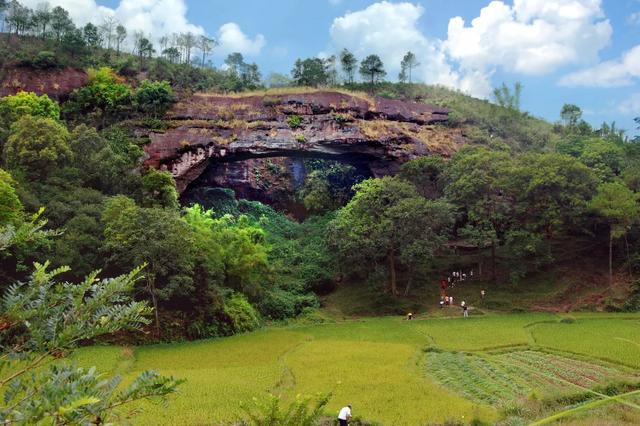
[70,313,640,425]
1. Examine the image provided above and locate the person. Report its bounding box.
[480,289,486,299]
[439,298,444,309]
[449,296,454,306]
[407,312,413,320]
[444,296,449,306]
[462,302,469,318]
[338,404,352,426]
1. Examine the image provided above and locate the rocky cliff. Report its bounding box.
[0,67,88,100]
[143,90,466,213]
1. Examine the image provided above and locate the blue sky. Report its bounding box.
[32,0,640,135]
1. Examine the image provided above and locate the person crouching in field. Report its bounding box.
[338,404,352,425]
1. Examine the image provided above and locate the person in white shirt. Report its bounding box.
[338,404,352,425]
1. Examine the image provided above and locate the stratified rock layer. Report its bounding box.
[0,67,88,100]
[143,90,465,194]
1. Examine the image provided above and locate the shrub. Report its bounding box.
[295,134,306,143]
[223,293,261,333]
[32,51,61,69]
[241,393,331,426]
[0,92,60,124]
[134,80,176,118]
[287,114,303,129]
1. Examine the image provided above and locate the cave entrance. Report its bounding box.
[180,152,377,220]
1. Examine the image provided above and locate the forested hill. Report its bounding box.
[1,1,640,342]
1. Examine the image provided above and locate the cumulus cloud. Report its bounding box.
[327,0,613,98]
[559,45,640,87]
[20,0,205,40]
[618,93,640,114]
[328,2,471,94]
[216,23,266,57]
[19,0,266,56]
[445,0,611,86]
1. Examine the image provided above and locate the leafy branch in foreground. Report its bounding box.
[0,261,184,425]
[240,392,331,426]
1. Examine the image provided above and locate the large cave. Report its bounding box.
[143,90,463,218]
[180,153,376,219]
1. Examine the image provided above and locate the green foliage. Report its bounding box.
[241,393,331,426]
[331,177,454,295]
[0,91,60,124]
[0,261,183,425]
[359,54,386,84]
[141,168,179,209]
[287,114,303,129]
[223,292,262,333]
[560,103,582,127]
[339,48,357,84]
[4,115,72,179]
[291,57,329,87]
[66,67,132,124]
[493,82,523,111]
[399,51,420,83]
[295,133,306,143]
[399,156,445,198]
[578,138,623,182]
[0,169,23,226]
[589,181,639,237]
[134,79,176,117]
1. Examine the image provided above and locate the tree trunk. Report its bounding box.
[625,232,632,278]
[609,227,613,288]
[404,274,413,296]
[491,242,497,282]
[148,277,160,337]
[389,252,397,296]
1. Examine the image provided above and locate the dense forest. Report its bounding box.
[1,0,640,424]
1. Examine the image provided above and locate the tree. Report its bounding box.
[0,91,60,138]
[31,2,51,39]
[561,103,582,127]
[324,54,338,85]
[444,146,513,280]
[141,168,179,208]
[135,36,155,68]
[102,196,195,335]
[266,72,293,88]
[180,31,196,64]
[99,16,117,49]
[589,181,639,287]
[339,48,357,84]
[66,67,132,124]
[399,156,445,198]
[0,262,183,424]
[0,168,22,226]
[399,51,419,83]
[50,5,73,42]
[225,52,246,76]
[330,177,454,296]
[4,0,30,35]
[82,22,102,48]
[134,80,176,118]
[115,24,127,55]
[493,82,523,111]
[161,47,179,64]
[359,54,386,85]
[198,35,216,67]
[291,57,329,87]
[4,115,72,179]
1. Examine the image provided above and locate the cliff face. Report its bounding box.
[0,67,88,100]
[143,90,466,211]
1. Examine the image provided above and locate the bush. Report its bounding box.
[134,80,176,118]
[241,393,331,426]
[35,51,61,69]
[623,281,640,311]
[287,114,303,129]
[223,293,261,333]
[259,288,319,320]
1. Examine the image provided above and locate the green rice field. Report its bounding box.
[73,313,640,425]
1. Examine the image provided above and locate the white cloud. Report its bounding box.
[629,11,640,26]
[20,0,205,40]
[559,45,640,87]
[327,1,613,99]
[618,93,640,115]
[216,23,266,57]
[445,0,612,75]
[328,2,473,94]
[19,0,265,57]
